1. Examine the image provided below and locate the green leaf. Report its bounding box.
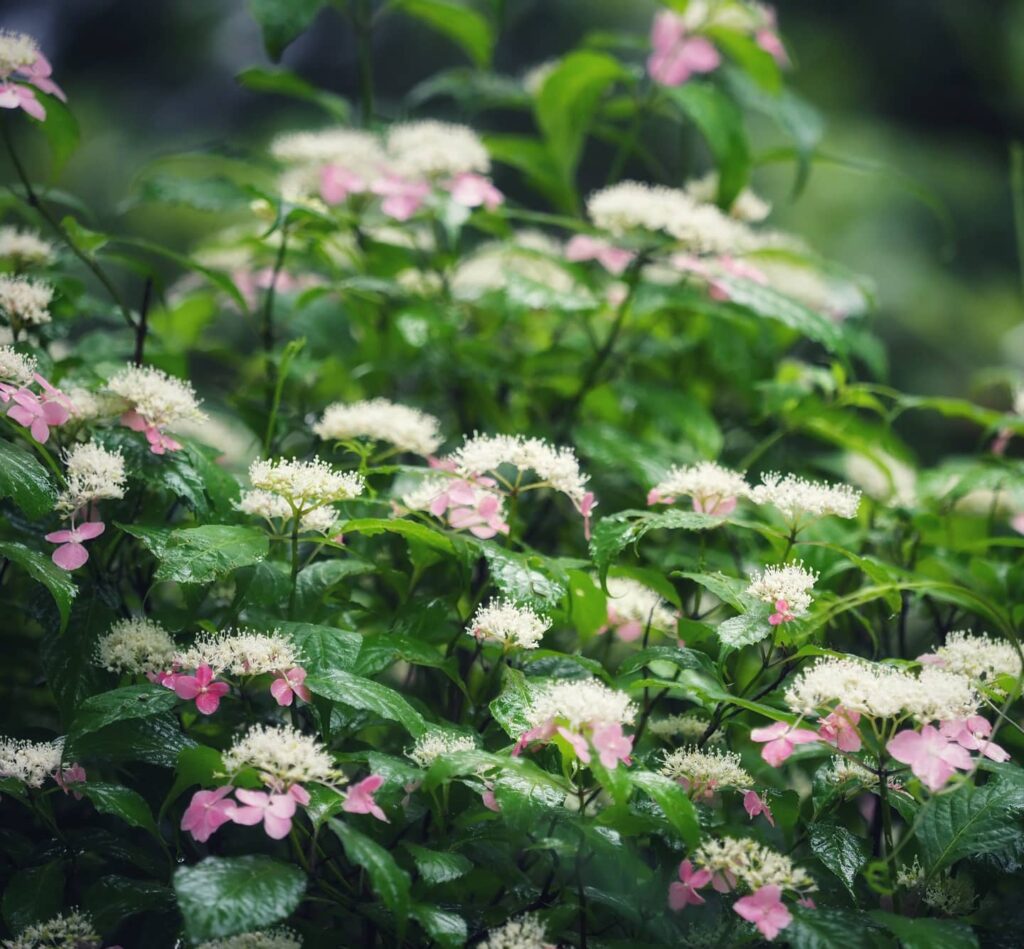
[717,276,846,351]
[82,782,159,837]
[68,684,180,741]
[0,439,55,516]
[0,541,77,631]
[918,778,1024,873]
[479,543,568,611]
[630,771,700,848]
[667,82,751,207]
[1,861,64,933]
[82,875,174,933]
[403,843,472,884]
[394,0,494,67]
[787,906,886,949]
[411,903,467,948]
[279,621,362,674]
[535,51,625,189]
[137,173,252,213]
[590,509,720,581]
[488,666,536,739]
[330,820,411,932]
[716,601,773,648]
[65,714,196,769]
[249,0,327,61]
[484,134,573,213]
[809,821,869,897]
[236,66,350,119]
[341,517,459,556]
[307,668,427,737]
[870,911,978,949]
[162,745,226,818]
[152,525,269,583]
[173,856,306,941]
[30,94,80,173]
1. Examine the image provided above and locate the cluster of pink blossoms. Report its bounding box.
[153,662,311,715]
[1,372,72,444]
[0,32,65,121]
[423,466,510,540]
[182,774,385,843]
[647,6,786,89]
[321,166,502,222]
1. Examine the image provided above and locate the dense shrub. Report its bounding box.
[0,3,1022,947]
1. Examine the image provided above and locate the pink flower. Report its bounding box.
[887,725,973,792]
[647,11,721,87]
[693,493,737,516]
[7,379,70,443]
[288,784,311,806]
[19,52,66,101]
[743,790,775,827]
[448,492,510,539]
[321,164,366,204]
[173,664,230,715]
[342,774,388,822]
[599,605,645,643]
[512,720,556,757]
[371,175,430,221]
[481,782,501,812]
[591,721,633,768]
[711,869,736,893]
[579,491,598,541]
[447,173,504,211]
[751,721,819,766]
[229,788,297,839]
[707,256,769,301]
[557,726,592,764]
[733,885,792,941]
[45,520,105,571]
[647,488,672,506]
[940,716,1011,763]
[270,666,312,706]
[768,598,795,626]
[668,859,712,910]
[818,707,862,752]
[121,410,182,455]
[797,896,816,909]
[53,763,86,799]
[565,235,635,276]
[1012,513,1024,536]
[756,30,788,66]
[181,786,235,842]
[0,83,45,120]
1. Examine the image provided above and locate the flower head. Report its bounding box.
[248,457,364,511]
[194,930,303,949]
[313,398,442,456]
[107,364,205,429]
[660,746,752,798]
[747,563,817,621]
[175,628,301,677]
[407,730,476,768]
[648,461,749,514]
[524,679,636,732]
[751,472,861,523]
[223,724,339,790]
[0,736,63,788]
[94,616,176,675]
[1,910,101,949]
[0,226,54,266]
[694,837,814,892]
[479,915,553,949]
[468,599,551,650]
[385,120,490,177]
[919,630,1022,692]
[56,441,126,515]
[0,275,53,326]
[0,345,36,386]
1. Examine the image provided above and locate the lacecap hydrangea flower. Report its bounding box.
[93,616,176,675]
[247,457,364,513]
[750,472,861,524]
[407,730,477,768]
[467,599,551,650]
[0,274,54,327]
[647,460,750,515]
[313,397,443,456]
[1,910,101,949]
[107,364,205,454]
[746,562,818,625]
[0,226,54,266]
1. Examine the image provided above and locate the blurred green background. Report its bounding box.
[4,0,1023,444]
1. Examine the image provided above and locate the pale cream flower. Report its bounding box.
[270,127,385,180]
[0,275,53,326]
[0,31,39,76]
[0,345,36,385]
[1,910,100,949]
[248,457,364,511]
[313,398,443,456]
[751,471,861,522]
[0,226,54,266]
[0,736,63,788]
[57,441,127,514]
[175,629,300,676]
[107,364,205,428]
[479,916,553,949]
[406,730,477,768]
[746,563,817,617]
[695,837,815,892]
[649,461,750,514]
[660,746,752,791]
[223,724,339,789]
[386,120,490,177]
[685,172,771,222]
[922,630,1022,692]
[525,679,636,731]
[195,931,302,949]
[468,599,551,650]
[93,617,176,675]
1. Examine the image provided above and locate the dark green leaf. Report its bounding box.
[0,541,77,631]
[716,601,773,648]
[870,911,978,949]
[82,875,174,933]
[152,525,269,583]
[787,906,887,949]
[809,821,869,896]
[411,903,467,948]
[68,684,179,741]
[65,714,195,769]
[173,855,306,941]
[0,439,55,516]
[237,66,350,119]
[403,843,472,884]
[30,94,80,173]
[330,820,411,930]
[307,668,427,736]
[280,621,362,674]
[479,543,568,611]
[82,782,159,837]
[394,0,493,67]
[630,771,700,848]
[590,509,720,581]
[1,861,64,933]
[249,0,327,60]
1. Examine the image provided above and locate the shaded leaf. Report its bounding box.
[0,541,77,631]
[0,439,56,516]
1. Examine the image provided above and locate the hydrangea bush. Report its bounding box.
[1,2,1022,947]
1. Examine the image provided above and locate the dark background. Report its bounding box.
[3,0,1023,423]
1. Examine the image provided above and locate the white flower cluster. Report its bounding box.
[1,910,101,949]
[650,461,749,511]
[0,736,63,788]
[685,172,771,223]
[448,433,589,505]
[586,180,755,254]
[468,599,551,650]
[694,837,815,892]
[64,386,124,422]
[825,755,879,789]
[746,562,818,616]
[313,398,443,456]
[175,629,300,676]
[751,472,861,522]
[0,31,39,76]
[0,345,36,385]
[922,631,1022,691]
[0,226,54,266]
[0,275,53,326]
[647,713,721,743]
[223,724,339,788]
[451,232,576,299]
[107,364,205,428]
[237,489,342,533]
[479,916,553,949]
[525,679,636,731]
[56,441,127,515]
[93,617,176,675]
[785,657,978,722]
[195,930,302,949]
[248,457,364,511]
[385,120,490,177]
[270,127,386,177]
[660,746,752,790]
[605,576,677,632]
[407,730,477,768]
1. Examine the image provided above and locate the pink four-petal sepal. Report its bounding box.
[173,664,230,715]
[270,666,312,706]
[342,774,388,822]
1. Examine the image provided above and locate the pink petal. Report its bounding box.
[52,542,88,570]
[44,529,75,543]
[262,812,294,839]
[30,418,51,443]
[194,690,224,715]
[289,784,311,805]
[75,521,106,540]
[270,678,294,706]
[173,677,200,700]
[228,805,266,826]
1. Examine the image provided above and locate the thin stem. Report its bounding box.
[261,223,290,421]
[575,781,589,949]
[1011,142,1024,302]
[354,0,375,125]
[134,276,154,366]
[288,517,301,619]
[2,121,137,332]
